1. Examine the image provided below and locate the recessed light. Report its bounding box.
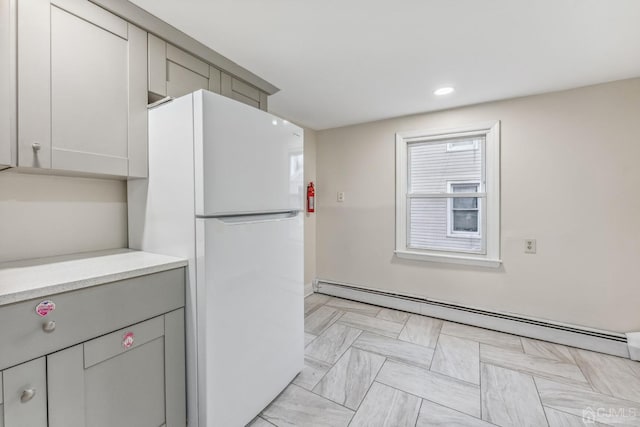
[272,119,278,125]
[434,86,455,96]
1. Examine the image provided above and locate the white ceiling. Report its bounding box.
[130,0,640,130]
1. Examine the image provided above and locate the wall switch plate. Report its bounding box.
[525,239,536,254]
[337,192,345,202]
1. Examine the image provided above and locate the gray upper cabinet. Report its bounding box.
[1,358,48,427]
[17,0,148,177]
[221,72,268,111]
[7,0,275,178]
[147,34,267,110]
[148,34,221,100]
[166,44,215,99]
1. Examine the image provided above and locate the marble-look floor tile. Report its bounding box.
[544,406,609,427]
[376,360,481,417]
[480,344,590,389]
[376,308,410,324]
[313,348,386,410]
[570,348,640,403]
[398,314,442,349]
[536,377,640,426]
[247,416,275,427]
[325,297,382,317]
[480,363,548,427]
[416,399,494,427]
[305,323,362,364]
[337,311,404,339]
[304,332,317,347]
[261,384,354,427]
[352,332,434,369]
[521,337,576,364]
[292,356,333,390]
[441,322,523,352]
[349,382,421,427]
[431,334,480,384]
[304,293,331,316]
[304,305,343,335]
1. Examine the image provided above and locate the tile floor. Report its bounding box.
[251,294,640,427]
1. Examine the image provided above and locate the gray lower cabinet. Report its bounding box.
[0,268,186,427]
[48,309,185,427]
[0,358,48,427]
[17,0,148,177]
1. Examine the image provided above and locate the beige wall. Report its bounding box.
[316,78,640,333]
[0,172,127,262]
[304,128,317,290]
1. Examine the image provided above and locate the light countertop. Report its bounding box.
[0,249,188,306]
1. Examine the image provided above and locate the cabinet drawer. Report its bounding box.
[84,315,164,368]
[0,268,185,371]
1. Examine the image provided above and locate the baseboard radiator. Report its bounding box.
[315,279,630,359]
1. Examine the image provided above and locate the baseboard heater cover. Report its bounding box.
[626,332,640,361]
[316,280,630,359]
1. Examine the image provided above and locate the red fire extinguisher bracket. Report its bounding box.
[307,182,315,213]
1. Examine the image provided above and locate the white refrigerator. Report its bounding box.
[128,90,304,427]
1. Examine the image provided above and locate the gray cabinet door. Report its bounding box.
[167,61,209,99]
[0,0,16,170]
[48,309,186,427]
[148,33,167,98]
[148,36,217,100]
[221,72,268,111]
[1,358,47,427]
[18,0,148,177]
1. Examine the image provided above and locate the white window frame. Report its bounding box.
[395,121,501,267]
[446,181,481,239]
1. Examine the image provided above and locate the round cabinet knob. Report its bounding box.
[42,320,56,333]
[32,142,41,151]
[20,388,36,403]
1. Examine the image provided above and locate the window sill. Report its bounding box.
[394,250,502,268]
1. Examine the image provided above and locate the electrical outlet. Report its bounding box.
[525,239,536,254]
[337,192,345,202]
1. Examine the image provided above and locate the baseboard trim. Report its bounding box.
[304,282,313,297]
[316,279,630,359]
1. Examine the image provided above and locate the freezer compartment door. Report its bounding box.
[194,90,304,216]
[195,213,303,427]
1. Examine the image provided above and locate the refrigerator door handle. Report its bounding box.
[208,210,300,224]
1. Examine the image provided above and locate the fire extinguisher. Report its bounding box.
[307,182,315,213]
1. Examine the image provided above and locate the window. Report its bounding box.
[395,122,500,267]
[447,182,480,237]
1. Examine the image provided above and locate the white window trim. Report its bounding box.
[446,181,482,239]
[395,121,501,267]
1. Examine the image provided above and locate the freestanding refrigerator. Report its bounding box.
[128,90,304,427]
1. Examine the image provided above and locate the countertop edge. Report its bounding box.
[0,259,188,307]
